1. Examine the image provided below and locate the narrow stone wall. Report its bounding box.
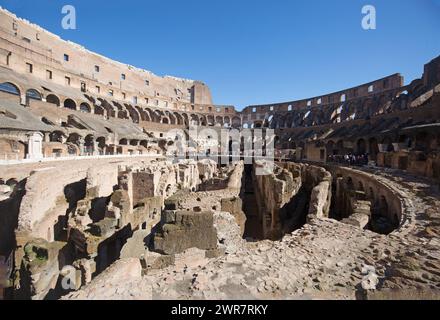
[326,165,403,233]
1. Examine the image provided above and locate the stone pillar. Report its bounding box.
[92,140,98,156]
[20,94,26,106]
[26,132,43,160]
[79,138,85,156]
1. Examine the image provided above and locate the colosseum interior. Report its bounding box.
[0,7,440,301]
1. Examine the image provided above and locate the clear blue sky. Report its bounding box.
[1,0,439,109]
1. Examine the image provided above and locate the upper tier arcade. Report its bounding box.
[241,73,405,129]
[0,7,237,113]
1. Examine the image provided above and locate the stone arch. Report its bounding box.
[26,88,42,101]
[182,113,190,126]
[215,116,223,127]
[153,110,164,123]
[189,114,199,126]
[135,106,151,122]
[0,82,21,96]
[174,112,184,125]
[96,137,107,153]
[140,140,149,149]
[84,134,95,154]
[66,133,82,155]
[80,102,91,113]
[232,116,241,129]
[124,104,140,124]
[369,137,379,160]
[368,187,376,203]
[166,112,177,125]
[223,116,231,127]
[207,115,215,126]
[46,94,61,107]
[94,105,105,116]
[98,99,116,118]
[117,110,128,119]
[199,115,207,126]
[356,138,367,154]
[375,95,393,115]
[49,131,65,143]
[346,176,354,189]
[64,98,77,110]
[145,108,158,122]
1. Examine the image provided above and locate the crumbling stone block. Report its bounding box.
[153,211,218,255]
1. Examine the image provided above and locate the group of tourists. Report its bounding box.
[328,153,369,166]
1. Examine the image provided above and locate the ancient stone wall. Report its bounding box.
[253,161,332,239]
[326,165,403,233]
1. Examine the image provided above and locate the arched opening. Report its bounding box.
[26,89,42,101]
[174,113,184,125]
[49,131,64,143]
[232,116,241,129]
[80,102,91,113]
[370,195,396,235]
[415,131,430,151]
[117,110,128,119]
[0,82,20,95]
[254,121,263,128]
[64,99,77,110]
[46,94,61,106]
[140,140,148,149]
[190,114,199,126]
[94,105,105,116]
[346,177,354,189]
[198,115,207,126]
[215,116,223,127]
[223,116,231,128]
[67,133,81,155]
[96,137,106,155]
[84,135,95,154]
[369,138,379,161]
[357,139,367,154]
[119,139,128,146]
[182,113,189,126]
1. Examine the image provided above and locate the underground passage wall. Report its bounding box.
[324,165,404,234]
[243,161,405,240]
[244,161,332,240]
